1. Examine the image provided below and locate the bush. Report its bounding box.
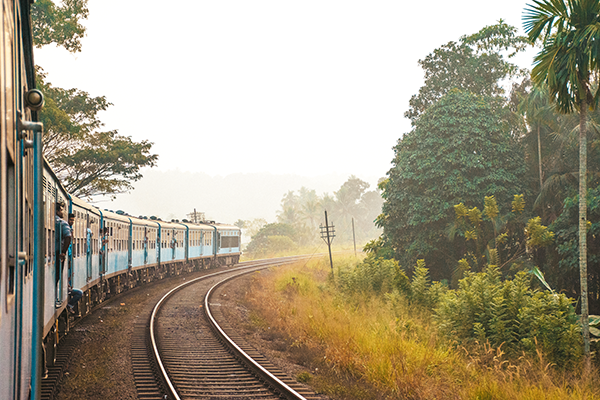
[337,257,445,309]
[245,223,297,256]
[337,255,403,295]
[436,265,582,366]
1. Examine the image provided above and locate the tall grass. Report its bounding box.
[245,256,600,399]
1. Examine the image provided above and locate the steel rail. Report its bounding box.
[149,255,310,400]
[204,270,309,400]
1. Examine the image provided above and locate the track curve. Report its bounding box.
[149,256,323,400]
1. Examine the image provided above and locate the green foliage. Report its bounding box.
[362,237,395,260]
[451,195,554,273]
[380,89,528,281]
[245,223,297,256]
[37,72,158,199]
[31,0,89,53]
[512,194,525,214]
[524,0,600,355]
[549,185,600,302]
[337,255,399,295]
[526,217,555,247]
[483,195,499,221]
[337,257,443,309]
[405,21,527,122]
[436,266,582,366]
[409,260,431,306]
[296,371,312,383]
[524,0,600,114]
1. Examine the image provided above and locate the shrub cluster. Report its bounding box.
[338,256,582,366]
[436,265,582,366]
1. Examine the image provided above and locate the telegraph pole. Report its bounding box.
[187,208,205,223]
[320,210,335,276]
[352,217,357,257]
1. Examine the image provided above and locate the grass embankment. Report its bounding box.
[244,255,599,400]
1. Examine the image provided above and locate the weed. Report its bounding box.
[297,371,312,383]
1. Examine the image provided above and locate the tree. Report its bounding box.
[379,90,528,281]
[37,72,158,198]
[523,0,600,364]
[31,0,89,52]
[406,21,528,123]
[333,176,370,241]
[235,218,267,241]
[517,81,555,192]
[32,3,158,199]
[245,223,297,255]
[52,130,158,198]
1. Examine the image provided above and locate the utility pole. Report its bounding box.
[352,217,357,257]
[320,210,335,276]
[187,209,205,223]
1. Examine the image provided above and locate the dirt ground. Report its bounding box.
[54,268,326,400]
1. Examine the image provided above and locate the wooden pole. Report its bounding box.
[325,211,334,276]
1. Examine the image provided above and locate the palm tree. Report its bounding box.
[517,82,557,192]
[523,0,600,365]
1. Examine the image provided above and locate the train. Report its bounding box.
[0,2,241,399]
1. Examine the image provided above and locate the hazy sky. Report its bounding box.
[35,0,537,184]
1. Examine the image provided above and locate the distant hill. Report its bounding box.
[95,169,381,225]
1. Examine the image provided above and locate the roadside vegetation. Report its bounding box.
[245,256,599,399]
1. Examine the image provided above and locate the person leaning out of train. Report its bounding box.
[66,213,83,314]
[67,213,75,257]
[100,227,109,254]
[55,203,71,284]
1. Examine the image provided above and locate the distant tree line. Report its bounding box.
[241,176,383,256]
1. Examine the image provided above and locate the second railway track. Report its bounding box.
[134,256,324,400]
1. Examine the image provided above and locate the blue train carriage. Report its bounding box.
[213,223,242,266]
[68,196,104,313]
[183,221,222,269]
[129,216,160,282]
[41,163,75,369]
[97,209,139,296]
[0,0,46,398]
[149,219,186,276]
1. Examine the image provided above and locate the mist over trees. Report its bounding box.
[244,176,383,256]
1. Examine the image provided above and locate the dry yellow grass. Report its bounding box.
[245,255,600,400]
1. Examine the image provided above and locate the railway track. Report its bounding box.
[132,256,324,400]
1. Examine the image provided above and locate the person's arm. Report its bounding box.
[61,235,71,256]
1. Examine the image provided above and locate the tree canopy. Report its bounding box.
[32,1,158,199]
[379,90,528,280]
[37,70,158,199]
[31,0,89,52]
[405,21,528,123]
